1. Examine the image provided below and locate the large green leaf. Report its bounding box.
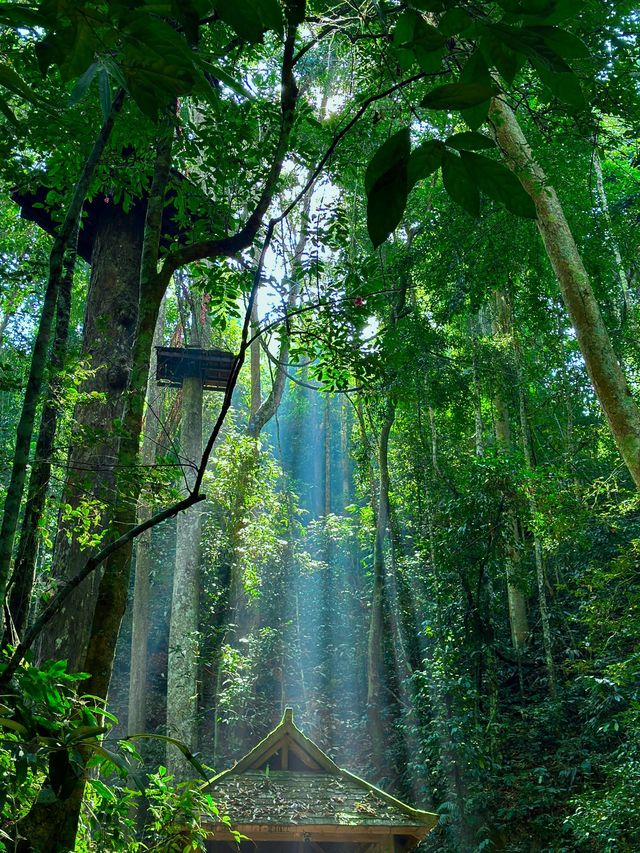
[408,139,443,190]
[460,150,537,219]
[365,129,411,248]
[0,62,44,105]
[528,25,590,59]
[480,32,526,85]
[68,61,99,106]
[364,128,411,195]
[421,82,499,110]
[489,23,571,73]
[213,0,283,42]
[459,51,495,130]
[442,149,480,217]
[535,64,586,108]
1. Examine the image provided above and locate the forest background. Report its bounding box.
[0,0,639,851]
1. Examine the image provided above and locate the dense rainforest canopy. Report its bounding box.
[0,0,639,850]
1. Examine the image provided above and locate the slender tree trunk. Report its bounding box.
[517,377,556,697]
[166,374,203,778]
[6,243,74,641]
[592,150,633,324]
[250,294,262,418]
[367,401,394,777]
[0,92,124,634]
[128,298,166,735]
[490,98,640,489]
[492,290,529,652]
[323,396,331,516]
[470,316,485,457]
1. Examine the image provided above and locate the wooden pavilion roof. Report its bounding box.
[204,709,437,848]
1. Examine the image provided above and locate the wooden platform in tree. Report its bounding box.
[155,346,235,390]
[203,709,437,853]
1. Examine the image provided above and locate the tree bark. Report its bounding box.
[127,298,166,735]
[490,97,640,489]
[492,290,529,652]
[166,374,203,779]
[517,375,557,697]
[36,204,144,669]
[367,401,395,778]
[0,91,124,635]
[6,243,74,640]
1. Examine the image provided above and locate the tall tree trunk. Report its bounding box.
[592,149,633,325]
[492,290,529,652]
[128,298,166,735]
[36,204,144,669]
[6,243,74,641]
[323,396,331,516]
[166,374,203,779]
[516,374,557,697]
[490,98,640,489]
[0,92,124,635]
[19,110,172,853]
[470,315,485,457]
[250,293,262,418]
[367,401,394,778]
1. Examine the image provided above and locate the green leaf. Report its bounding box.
[535,64,585,108]
[413,19,447,52]
[198,59,250,98]
[212,0,283,42]
[439,8,474,37]
[442,150,479,217]
[527,25,590,59]
[68,62,99,106]
[89,778,117,802]
[125,733,209,779]
[460,150,537,218]
[365,128,411,196]
[421,82,499,110]
[480,33,526,84]
[446,131,495,151]
[410,0,445,10]
[0,716,27,734]
[408,139,443,190]
[0,95,19,126]
[66,724,108,742]
[459,50,494,130]
[367,163,409,248]
[0,62,42,105]
[97,67,111,119]
[489,23,571,72]
[394,10,418,46]
[0,4,47,28]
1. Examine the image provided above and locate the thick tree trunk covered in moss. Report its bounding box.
[37,205,143,669]
[166,374,203,779]
[0,91,124,636]
[491,98,640,490]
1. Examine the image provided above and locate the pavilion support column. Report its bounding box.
[166,374,203,779]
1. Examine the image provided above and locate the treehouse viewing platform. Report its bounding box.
[203,709,437,853]
[155,345,235,390]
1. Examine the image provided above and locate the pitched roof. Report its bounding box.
[206,709,437,833]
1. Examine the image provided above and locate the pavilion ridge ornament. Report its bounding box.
[203,708,437,852]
